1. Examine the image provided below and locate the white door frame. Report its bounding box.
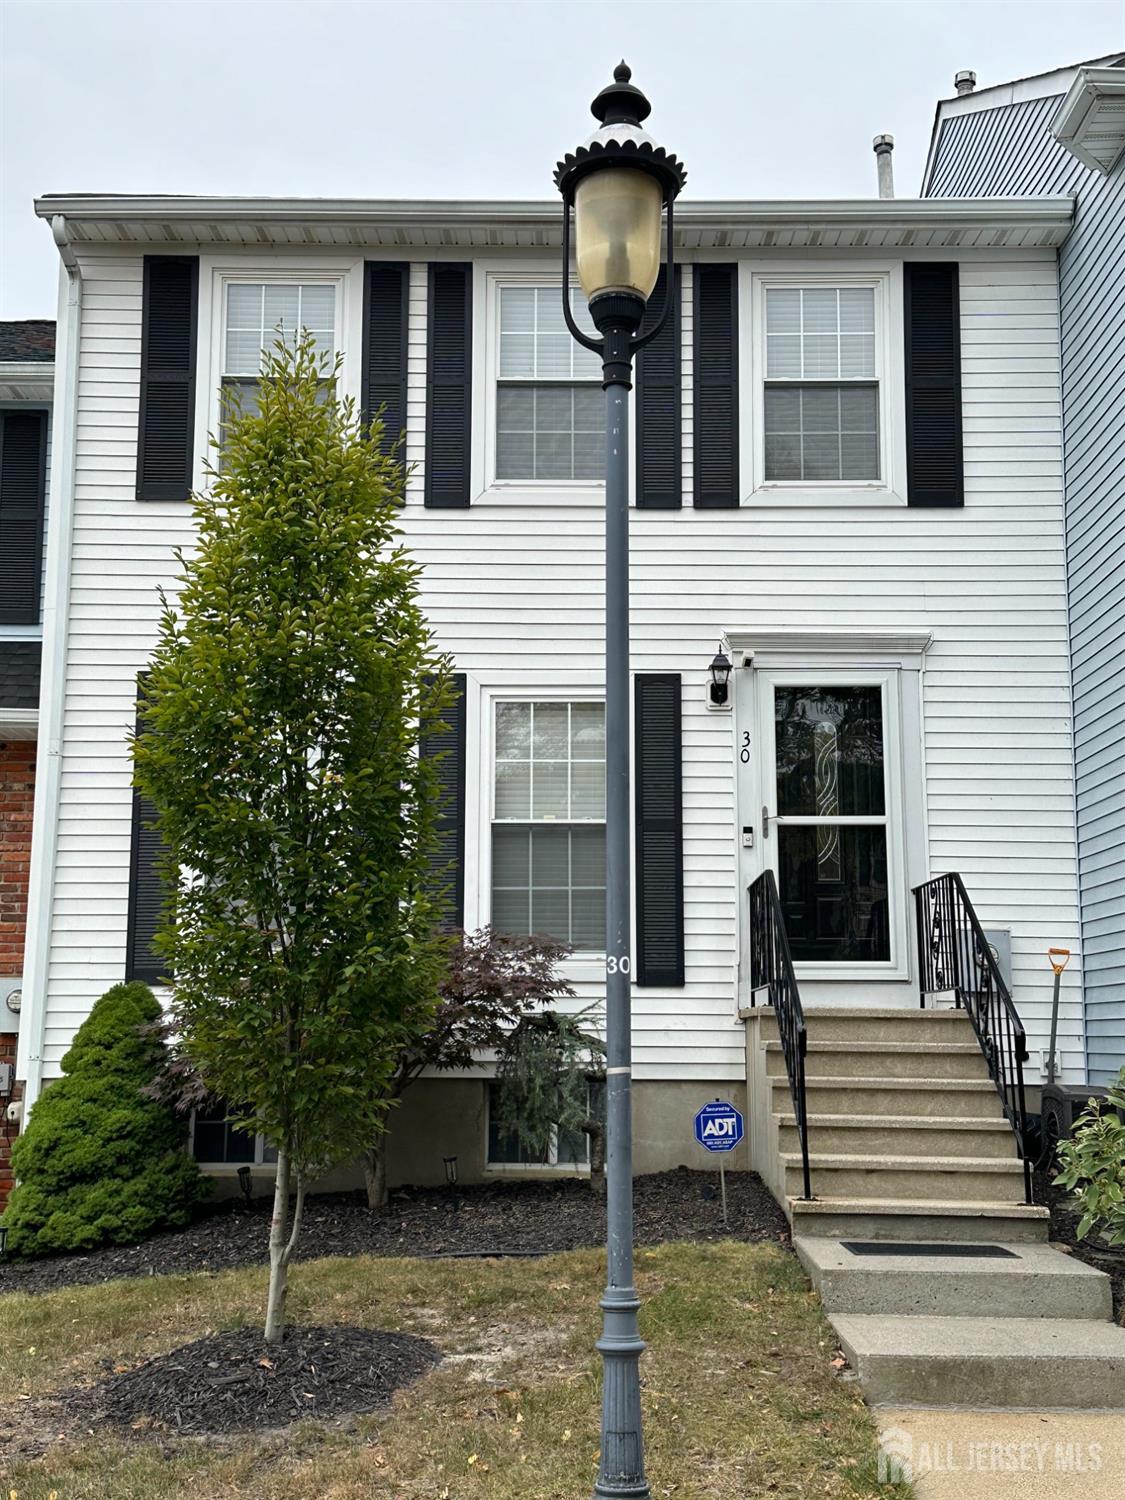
[730,629,931,1001]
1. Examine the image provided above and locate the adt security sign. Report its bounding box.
[694,1100,744,1153]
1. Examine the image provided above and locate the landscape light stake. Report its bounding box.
[555,62,685,1499]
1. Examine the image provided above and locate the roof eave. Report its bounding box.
[34,194,1076,251]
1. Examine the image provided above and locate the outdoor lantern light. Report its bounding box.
[237,1164,253,1205]
[556,62,685,1500]
[443,1154,459,1187]
[709,645,733,706]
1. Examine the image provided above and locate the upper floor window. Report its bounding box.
[221,281,337,422]
[762,285,880,484]
[490,699,606,951]
[495,285,604,483]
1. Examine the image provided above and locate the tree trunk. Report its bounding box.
[584,1118,607,1196]
[264,1155,306,1345]
[363,1141,389,1212]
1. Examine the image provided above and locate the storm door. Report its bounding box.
[757,672,904,976]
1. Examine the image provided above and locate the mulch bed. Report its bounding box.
[0,1168,789,1297]
[64,1324,440,1436]
[1038,1168,1125,1326]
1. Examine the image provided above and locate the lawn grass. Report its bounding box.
[0,1240,911,1498]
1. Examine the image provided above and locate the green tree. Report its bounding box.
[493,1007,607,1188]
[362,928,575,1209]
[132,337,449,1342]
[1,982,207,1257]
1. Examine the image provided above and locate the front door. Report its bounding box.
[755,669,907,980]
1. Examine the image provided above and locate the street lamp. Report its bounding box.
[555,62,685,1500]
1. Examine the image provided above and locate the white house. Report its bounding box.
[12,158,1088,1234]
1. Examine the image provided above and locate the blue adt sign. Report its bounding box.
[694,1100,744,1153]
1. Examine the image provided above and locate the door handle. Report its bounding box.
[762,805,772,840]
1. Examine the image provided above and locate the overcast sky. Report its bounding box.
[2,0,1122,318]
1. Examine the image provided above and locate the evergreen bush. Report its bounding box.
[1,981,208,1257]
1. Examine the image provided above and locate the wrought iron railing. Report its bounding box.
[913,873,1033,1203]
[748,871,812,1200]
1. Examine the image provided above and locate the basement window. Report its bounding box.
[190,1102,278,1167]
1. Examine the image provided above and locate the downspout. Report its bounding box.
[17,216,82,1109]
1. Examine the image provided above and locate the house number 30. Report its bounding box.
[606,955,631,975]
[740,731,751,764]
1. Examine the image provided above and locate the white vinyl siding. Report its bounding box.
[32,246,1082,1090]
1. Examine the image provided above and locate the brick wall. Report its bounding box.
[0,741,35,974]
[1,740,35,1211]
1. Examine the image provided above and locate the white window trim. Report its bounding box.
[739,262,908,508]
[470,680,607,983]
[472,261,609,506]
[194,257,363,496]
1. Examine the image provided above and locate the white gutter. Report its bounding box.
[17,218,81,1107]
[32,193,1076,236]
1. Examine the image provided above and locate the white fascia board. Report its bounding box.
[0,362,54,402]
[32,194,1075,246]
[1051,68,1125,174]
[0,709,38,740]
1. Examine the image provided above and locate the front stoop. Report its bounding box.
[749,1006,1125,1408]
[747,1006,1051,1243]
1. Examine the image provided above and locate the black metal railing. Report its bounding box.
[913,873,1034,1203]
[748,871,812,1200]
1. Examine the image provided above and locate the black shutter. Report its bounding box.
[126,688,170,984]
[136,256,199,502]
[362,261,409,458]
[635,266,682,509]
[904,263,964,508]
[0,410,47,625]
[692,264,739,509]
[422,672,466,929]
[425,264,472,508]
[634,674,684,987]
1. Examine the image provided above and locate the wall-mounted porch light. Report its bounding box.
[709,645,733,707]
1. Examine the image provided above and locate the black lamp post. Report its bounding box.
[555,63,685,1500]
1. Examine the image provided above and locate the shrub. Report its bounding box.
[1053,1067,1125,1247]
[1,982,209,1257]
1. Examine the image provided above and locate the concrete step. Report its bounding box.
[778,1115,1018,1159]
[794,1236,1113,1322]
[776,1076,1007,1119]
[781,1153,1029,1202]
[766,1040,988,1081]
[789,1195,1049,1244]
[830,1313,1125,1409]
[769,1006,977,1045]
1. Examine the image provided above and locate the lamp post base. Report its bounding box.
[593,1285,649,1498]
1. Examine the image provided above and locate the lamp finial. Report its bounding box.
[591,60,651,127]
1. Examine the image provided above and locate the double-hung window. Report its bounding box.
[495,285,604,483]
[221,282,337,426]
[763,284,880,483]
[490,700,606,951]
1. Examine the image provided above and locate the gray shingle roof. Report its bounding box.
[0,321,55,362]
[0,642,41,710]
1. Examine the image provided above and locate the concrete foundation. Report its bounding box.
[205,1076,749,1197]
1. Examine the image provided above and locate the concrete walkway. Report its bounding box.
[877,1408,1125,1498]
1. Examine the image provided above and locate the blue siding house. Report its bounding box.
[925,56,1125,1084]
